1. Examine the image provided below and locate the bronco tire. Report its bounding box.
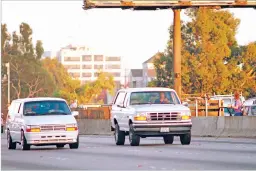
[163,135,174,144]
[7,130,16,150]
[129,124,140,146]
[114,123,125,145]
[180,132,191,145]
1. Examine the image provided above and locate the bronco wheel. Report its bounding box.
[69,136,79,149]
[163,135,174,144]
[180,132,191,145]
[21,131,30,150]
[7,130,16,150]
[129,124,140,146]
[114,123,125,145]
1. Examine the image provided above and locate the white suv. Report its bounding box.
[110,88,192,146]
[6,97,79,150]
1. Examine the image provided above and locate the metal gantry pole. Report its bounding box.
[173,9,182,98]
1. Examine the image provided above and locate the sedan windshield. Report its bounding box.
[23,100,71,116]
[130,91,180,105]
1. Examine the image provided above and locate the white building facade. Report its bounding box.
[128,69,143,88]
[142,56,156,87]
[57,45,122,87]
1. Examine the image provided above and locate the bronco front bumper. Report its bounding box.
[133,121,192,136]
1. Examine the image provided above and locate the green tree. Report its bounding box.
[183,8,241,94]
[79,72,115,104]
[152,52,173,87]
[154,8,255,97]
[42,57,81,102]
[35,40,44,60]
[1,23,55,102]
[42,58,70,89]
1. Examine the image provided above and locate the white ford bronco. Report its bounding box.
[110,87,192,146]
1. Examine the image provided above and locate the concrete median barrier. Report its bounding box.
[191,116,256,138]
[77,119,112,135]
[77,117,256,138]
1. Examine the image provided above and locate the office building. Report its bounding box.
[57,45,122,88]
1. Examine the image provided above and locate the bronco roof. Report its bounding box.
[118,87,175,93]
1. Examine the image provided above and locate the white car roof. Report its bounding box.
[12,97,67,103]
[118,87,176,93]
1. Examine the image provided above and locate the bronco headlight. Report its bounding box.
[134,113,147,121]
[181,111,191,120]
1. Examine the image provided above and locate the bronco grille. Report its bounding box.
[148,112,181,121]
[40,125,66,132]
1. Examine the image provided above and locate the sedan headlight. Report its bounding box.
[26,125,41,132]
[134,113,147,121]
[181,111,191,120]
[66,123,78,131]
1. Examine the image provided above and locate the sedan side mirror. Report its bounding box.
[71,111,79,116]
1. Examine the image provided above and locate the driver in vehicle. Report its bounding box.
[154,92,170,104]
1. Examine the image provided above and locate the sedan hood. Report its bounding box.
[132,104,190,113]
[23,115,77,125]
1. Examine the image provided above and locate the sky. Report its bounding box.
[2,1,256,69]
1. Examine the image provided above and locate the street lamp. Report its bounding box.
[5,63,10,105]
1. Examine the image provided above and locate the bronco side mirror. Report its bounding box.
[182,102,189,107]
[71,111,79,116]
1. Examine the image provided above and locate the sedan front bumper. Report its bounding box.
[25,131,78,145]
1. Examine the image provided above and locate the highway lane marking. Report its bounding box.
[48,157,68,161]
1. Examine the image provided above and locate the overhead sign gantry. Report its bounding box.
[83,0,256,9]
[83,0,256,97]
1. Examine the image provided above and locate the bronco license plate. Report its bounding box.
[160,127,169,132]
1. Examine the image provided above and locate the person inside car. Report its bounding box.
[154,92,170,104]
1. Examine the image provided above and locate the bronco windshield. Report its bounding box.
[130,91,180,105]
[23,100,71,116]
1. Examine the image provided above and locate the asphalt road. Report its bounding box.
[1,134,256,170]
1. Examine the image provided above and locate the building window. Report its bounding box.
[82,73,92,77]
[64,65,80,69]
[82,55,92,61]
[105,64,121,69]
[64,57,80,62]
[82,65,92,69]
[110,72,121,77]
[105,56,121,61]
[94,55,103,61]
[94,65,103,69]
[69,72,80,78]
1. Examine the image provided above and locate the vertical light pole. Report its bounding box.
[173,9,182,98]
[5,62,10,105]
